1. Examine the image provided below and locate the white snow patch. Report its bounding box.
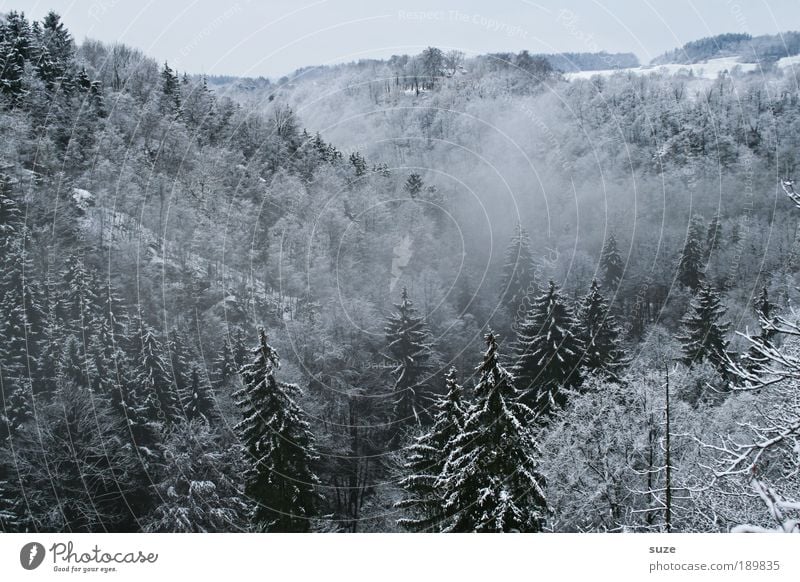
[72,188,94,211]
[565,57,759,81]
[777,55,800,69]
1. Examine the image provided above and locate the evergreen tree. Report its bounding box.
[499,223,537,318]
[0,174,20,242]
[145,420,251,532]
[0,12,30,102]
[404,173,424,198]
[0,233,44,387]
[233,329,319,532]
[231,327,249,369]
[677,283,730,369]
[213,337,237,388]
[0,374,33,442]
[89,316,126,396]
[706,212,722,254]
[1,383,140,532]
[677,215,706,291]
[600,232,624,289]
[578,279,625,378]
[438,332,548,532]
[34,11,74,88]
[349,152,367,177]
[134,322,182,425]
[167,328,192,401]
[384,287,433,430]
[184,365,217,424]
[59,334,93,388]
[512,280,584,416]
[397,367,466,531]
[60,254,99,333]
[160,61,180,114]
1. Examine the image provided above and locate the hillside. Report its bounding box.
[2,12,800,534]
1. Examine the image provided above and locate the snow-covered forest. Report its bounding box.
[1,11,800,533]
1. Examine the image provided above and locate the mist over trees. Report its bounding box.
[1,11,800,532]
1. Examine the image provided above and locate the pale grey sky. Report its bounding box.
[2,0,798,78]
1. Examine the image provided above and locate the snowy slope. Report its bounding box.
[565,56,760,81]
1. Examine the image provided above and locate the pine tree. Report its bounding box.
[89,280,129,397]
[706,212,722,254]
[233,329,319,532]
[512,280,584,416]
[167,328,192,401]
[231,327,249,369]
[677,215,706,291]
[500,223,537,318]
[349,152,367,177]
[184,366,216,424]
[578,279,625,378]
[0,240,43,376]
[59,334,93,388]
[0,12,30,102]
[0,174,20,242]
[160,61,180,114]
[397,367,466,531]
[600,232,624,289]
[0,374,33,442]
[404,173,424,198]
[677,283,730,369]
[438,332,548,532]
[384,287,433,430]
[60,254,99,334]
[34,11,74,88]
[213,337,237,388]
[134,322,182,425]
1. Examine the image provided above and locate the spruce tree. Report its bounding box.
[578,279,625,378]
[397,367,466,531]
[404,173,424,198]
[512,280,584,416]
[134,322,182,425]
[184,366,217,424]
[438,332,547,532]
[706,212,722,254]
[677,283,730,369]
[0,235,43,385]
[233,329,319,532]
[160,61,180,114]
[600,232,624,289]
[384,287,433,430]
[500,223,537,318]
[231,327,249,369]
[167,328,192,400]
[0,374,33,442]
[0,13,29,102]
[349,152,367,177]
[677,215,706,291]
[213,337,237,388]
[60,254,99,333]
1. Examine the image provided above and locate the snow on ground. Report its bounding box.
[565,57,760,81]
[777,54,800,69]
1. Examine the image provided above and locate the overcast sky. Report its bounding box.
[2,0,798,78]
